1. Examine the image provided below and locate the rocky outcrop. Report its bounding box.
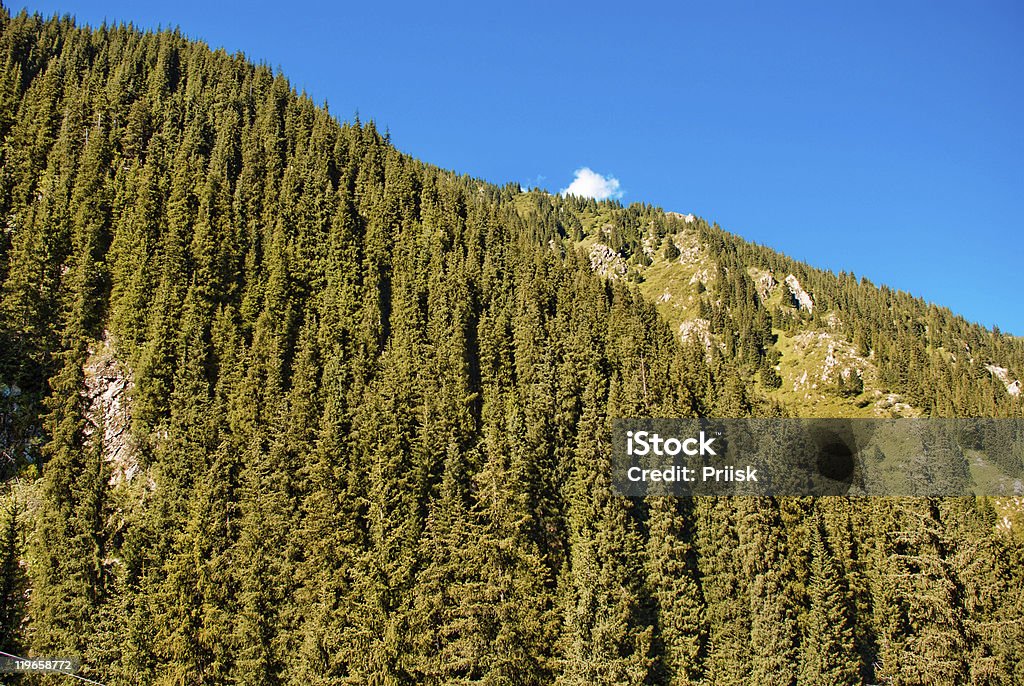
[789,330,874,396]
[873,392,914,416]
[589,243,627,279]
[823,311,843,331]
[751,270,777,302]
[986,364,1022,397]
[642,234,657,257]
[822,343,840,383]
[994,497,1024,531]
[666,211,696,224]
[84,335,139,485]
[679,318,718,353]
[688,268,710,286]
[785,275,814,313]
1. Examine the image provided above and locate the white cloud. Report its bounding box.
[560,167,623,200]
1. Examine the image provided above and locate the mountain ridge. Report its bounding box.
[0,8,1022,684]
[509,190,1022,417]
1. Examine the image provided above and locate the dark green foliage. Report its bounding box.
[29,335,112,658]
[0,9,1020,686]
[645,497,704,686]
[663,237,680,261]
[836,370,864,398]
[800,511,859,686]
[0,493,25,652]
[760,355,783,390]
[871,499,970,685]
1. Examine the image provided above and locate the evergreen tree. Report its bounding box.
[556,370,652,686]
[0,493,25,653]
[0,12,1020,684]
[645,496,705,686]
[800,511,859,686]
[872,498,969,686]
[663,237,680,261]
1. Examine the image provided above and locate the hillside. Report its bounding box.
[0,8,1022,686]
[511,191,1024,419]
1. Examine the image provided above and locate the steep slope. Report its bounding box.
[513,191,1023,419]
[0,9,1021,686]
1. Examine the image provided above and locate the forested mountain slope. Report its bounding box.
[0,9,1022,685]
[509,192,1024,419]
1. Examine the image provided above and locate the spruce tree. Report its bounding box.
[800,511,859,686]
[645,496,705,686]
[556,369,652,686]
[0,493,25,653]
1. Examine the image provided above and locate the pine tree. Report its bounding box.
[29,339,112,657]
[663,237,681,261]
[738,497,798,686]
[645,496,705,686]
[0,493,25,653]
[0,12,1022,684]
[872,498,969,685]
[556,369,652,686]
[800,511,859,686]
[695,497,749,685]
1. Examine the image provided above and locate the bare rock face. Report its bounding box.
[754,271,777,302]
[679,318,716,353]
[793,370,809,393]
[678,244,702,266]
[641,235,657,257]
[986,364,1022,397]
[789,330,874,397]
[589,243,627,279]
[666,211,696,224]
[822,343,839,383]
[874,392,913,416]
[784,275,814,313]
[84,334,138,484]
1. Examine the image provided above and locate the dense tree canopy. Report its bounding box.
[0,8,1021,685]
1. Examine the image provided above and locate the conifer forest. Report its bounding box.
[0,8,1022,685]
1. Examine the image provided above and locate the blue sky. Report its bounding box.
[15,0,1024,334]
